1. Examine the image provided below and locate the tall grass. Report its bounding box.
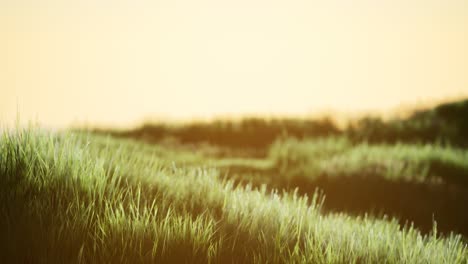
[0,128,466,263]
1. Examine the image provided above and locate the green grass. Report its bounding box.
[0,128,467,263]
[269,137,468,185]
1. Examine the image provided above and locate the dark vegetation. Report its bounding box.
[93,98,468,152]
[349,98,468,147]
[105,117,340,156]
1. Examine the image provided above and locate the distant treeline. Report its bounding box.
[91,98,468,149]
[348,98,468,147]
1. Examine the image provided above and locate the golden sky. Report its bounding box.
[1,0,467,128]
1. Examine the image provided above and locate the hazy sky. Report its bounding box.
[1,0,467,128]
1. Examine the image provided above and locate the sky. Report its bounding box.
[1,0,467,128]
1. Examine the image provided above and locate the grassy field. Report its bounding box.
[1,97,467,263]
[1,127,467,263]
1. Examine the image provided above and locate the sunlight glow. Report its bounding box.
[1,0,467,128]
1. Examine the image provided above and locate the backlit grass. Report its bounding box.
[0,128,466,263]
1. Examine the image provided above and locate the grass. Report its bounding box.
[268,137,468,185]
[0,127,467,263]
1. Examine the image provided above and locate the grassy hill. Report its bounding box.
[0,128,467,263]
[2,99,468,263]
[85,99,468,238]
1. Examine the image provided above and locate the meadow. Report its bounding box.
[1,99,468,263]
